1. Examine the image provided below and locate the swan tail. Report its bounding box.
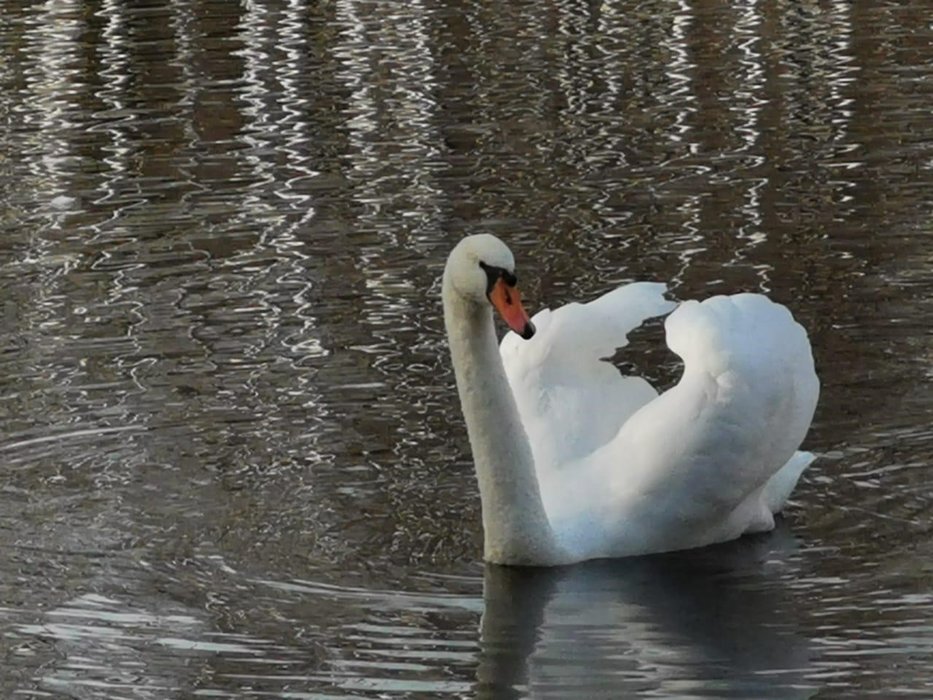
[762,450,816,514]
[739,450,815,536]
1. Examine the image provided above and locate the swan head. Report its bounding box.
[445,234,536,339]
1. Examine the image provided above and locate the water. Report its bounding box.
[1,0,931,697]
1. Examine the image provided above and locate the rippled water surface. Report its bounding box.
[2,1,932,697]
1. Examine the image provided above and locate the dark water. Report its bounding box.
[1,0,932,697]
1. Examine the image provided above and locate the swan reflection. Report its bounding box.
[478,525,813,699]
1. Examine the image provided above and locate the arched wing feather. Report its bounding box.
[500,282,677,472]
[583,294,820,554]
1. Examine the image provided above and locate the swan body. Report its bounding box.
[443,235,819,566]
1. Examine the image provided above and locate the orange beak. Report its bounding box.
[489,278,536,339]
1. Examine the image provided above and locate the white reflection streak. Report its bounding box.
[824,0,859,194]
[734,0,764,154]
[734,0,770,291]
[16,593,243,696]
[593,1,630,174]
[94,0,146,365]
[555,0,588,118]
[24,0,81,219]
[666,0,696,151]
[280,0,320,222]
[390,0,444,242]
[93,0,132,214]
[596,2,622,103]
[266,1,329,362]
[237,0,277,199]
[18,1,83,359]
[233,1,329,458]
[334,0,378,145]
[233,0,315,240]
[334,0,441,297]
[169,0,196,118]
[332,0,382,275]
[235,0,328,375]
[827,0,855,146]
[665,0,703,288]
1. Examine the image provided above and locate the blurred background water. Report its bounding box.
[0,0,931,697]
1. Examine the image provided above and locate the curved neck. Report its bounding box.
[443,277,560,565]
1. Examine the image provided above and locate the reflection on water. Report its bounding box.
[480,529,812,699]
[1,0,931,697]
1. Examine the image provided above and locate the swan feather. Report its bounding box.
[500,285,819,560]
[443,236,819,564]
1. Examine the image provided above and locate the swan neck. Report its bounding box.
[442,280,559,565]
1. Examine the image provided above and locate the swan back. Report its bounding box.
[499,285,819,561]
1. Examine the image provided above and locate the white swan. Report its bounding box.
[442,234,819,566]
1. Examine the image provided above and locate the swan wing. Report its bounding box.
[500,282,677,471]
[581,293,820,555]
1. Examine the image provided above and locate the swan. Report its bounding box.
[442,234,819,566]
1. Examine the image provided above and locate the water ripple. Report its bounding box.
[1,0,931,697]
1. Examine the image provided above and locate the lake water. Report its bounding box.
[1,1,931,697]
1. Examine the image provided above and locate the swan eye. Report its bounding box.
[479,261,518,295]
